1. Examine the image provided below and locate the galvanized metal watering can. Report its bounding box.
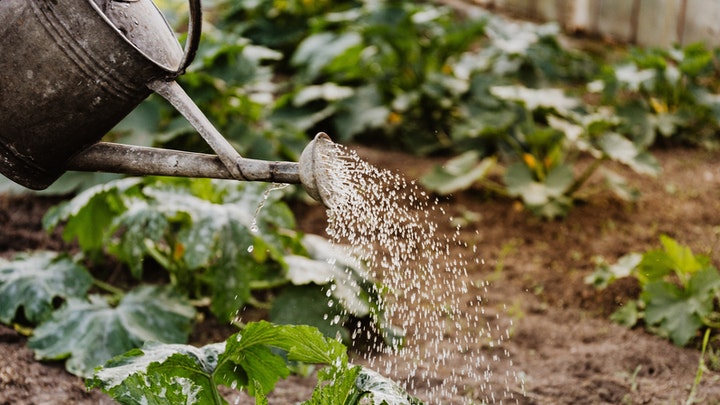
[0,0,334,204]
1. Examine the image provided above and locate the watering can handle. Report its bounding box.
[174,0,202,76]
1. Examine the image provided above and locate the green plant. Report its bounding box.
[454,18,596,87]
[42,177,391,332]
[0,251,195,377]
[270,0,487,153]
[87,321,423,405]
[219,0,353,58]
[595,43,720,150]
[0,177,401,378]
[421,85,659,218]
[587,235,720,346]
[0,251,92,325]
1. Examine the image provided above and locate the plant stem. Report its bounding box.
[209,372,225,405]
[478,178,511,198]
[685,328,711,405]
[247,296,273,310]
[567,157,605,196]
[249,278,289,290]
[92,278,125,297]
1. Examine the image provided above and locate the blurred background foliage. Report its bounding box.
[45,0,720,216]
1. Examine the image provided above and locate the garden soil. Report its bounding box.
[2,145,720,404]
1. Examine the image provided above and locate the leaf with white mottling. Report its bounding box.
[0,252,92,324]
[29,285,195,377]
[88,341,226,405]
[420,152,496,195]
[490,85,579,111]
[354,368,423,404]
[597,132,660,176]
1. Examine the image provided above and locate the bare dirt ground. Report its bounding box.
[2,145,720,404]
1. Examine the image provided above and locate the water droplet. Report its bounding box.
[312,142,516,403]
[249,183,290,234]
[247,245,254,253]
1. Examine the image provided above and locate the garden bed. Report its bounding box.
[2,144,719,404]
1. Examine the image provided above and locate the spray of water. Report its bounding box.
[317,142,524,404]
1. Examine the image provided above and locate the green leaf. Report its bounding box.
[29,285,195,377]
[42,178,142,255]
[641,281,700,346]
[217,321,348,395]
[419,152,496,195]
[505,162,573,206]
[88,342,226,405]
[100,181,300,322]
[289,235,375,318]
[637,235,709,287]
[253,379,270,405]
[610,300,640,328]
[268,325,347,366]
[650,112,684,137]
[208,256,254,323]
[108,199,170,279]
[613,63,655,91]
[354,367,423,405]
[585,253,642,289]
[288,235,403,347]
[302,365,363,405]
[270,285,349,343]
[89,320,419,405]
[293,83,355,106]
[641,267,720,346]
[687,263,720,300]
[0,252,92,324]
[597,132,660,176]
[603,170,640,202]
[298,259,371,318]
[187,210,254,322]
[489,85,579,111]
[544,164,575,197]
[505,162,535,199]
[292,32,363,79]
[597,132,637,161]
[659,234,705,276]
[637,250,675,285]
[303,364,425,404]
[227,321,347,366]
[505,162,574,218]
[334,86,391,141]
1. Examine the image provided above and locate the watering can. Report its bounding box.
[0,0,334,204]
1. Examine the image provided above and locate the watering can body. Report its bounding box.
[0,0,330,203]
[0,0,188,189]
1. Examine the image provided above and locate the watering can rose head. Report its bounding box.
[299,132,338,207]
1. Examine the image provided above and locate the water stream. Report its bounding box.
[247,183,290,254]
[315,142,524,404]
[152,72,521,401]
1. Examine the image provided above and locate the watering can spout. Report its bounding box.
[66,132,337,206]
